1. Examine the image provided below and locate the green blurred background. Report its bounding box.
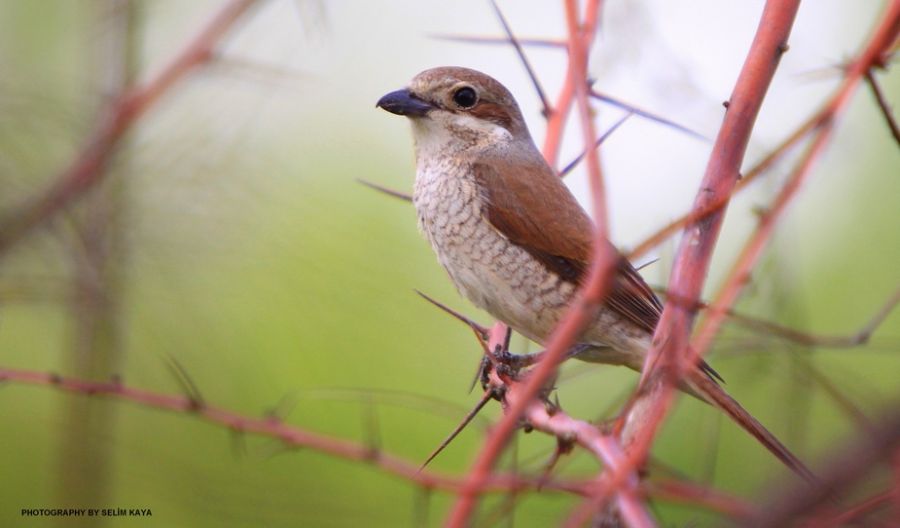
[0,1,897,526]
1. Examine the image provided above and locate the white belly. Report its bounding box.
[412,162,575,343]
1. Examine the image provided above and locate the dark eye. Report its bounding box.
[453,86,478,108]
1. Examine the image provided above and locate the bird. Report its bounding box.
[376,66,813,481]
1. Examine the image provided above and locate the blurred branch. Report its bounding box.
[656,285,900,349]
[822,489,895,527]
[0,0,265,256]
[0,364,759,519]
[0,366,585,496]
[647,479,753,519]
[57,1,138,516]
[540,39,577,167]
[266,387,494,431]
[745,406,900,527]
[164,354,206,407]
[802,362,873,430]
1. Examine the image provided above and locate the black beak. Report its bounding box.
[376,89,433,117]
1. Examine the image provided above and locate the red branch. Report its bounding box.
[541,70,575,168]
[0,367,586,496]
[0,366,760,520]
[563,2,803,525]
[641,0,800,375]
[0,0,263,255]
[692,0,900,359]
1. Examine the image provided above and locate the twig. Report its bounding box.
[428,33,567,49]
[865,69,900,144]
[802,362,872,430]
[0,367,786,519]
[559,112,633,177]
[732,287,899,348]
[488,363,653,528]
[357,179,413,202]
[488,0,551,115]
[642,0,801,374]
[656,284,900,349]
[362,396,382,458]
[589,89,708,141]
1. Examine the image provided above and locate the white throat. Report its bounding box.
[410,112,513,160]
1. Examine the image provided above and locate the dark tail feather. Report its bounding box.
[689,372,817,484]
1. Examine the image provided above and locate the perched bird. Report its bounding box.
[377,66,812,480]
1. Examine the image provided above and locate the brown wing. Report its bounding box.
[473,159,662,334]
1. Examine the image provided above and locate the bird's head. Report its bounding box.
[377,67,532,154]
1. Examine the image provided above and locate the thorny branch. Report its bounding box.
[0,366,758,520]
[568,0,804,525]
[0,367,582,496]
[692,0,900,362]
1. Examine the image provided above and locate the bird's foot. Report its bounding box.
[493,343,593,371]
[494,349,545,369]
